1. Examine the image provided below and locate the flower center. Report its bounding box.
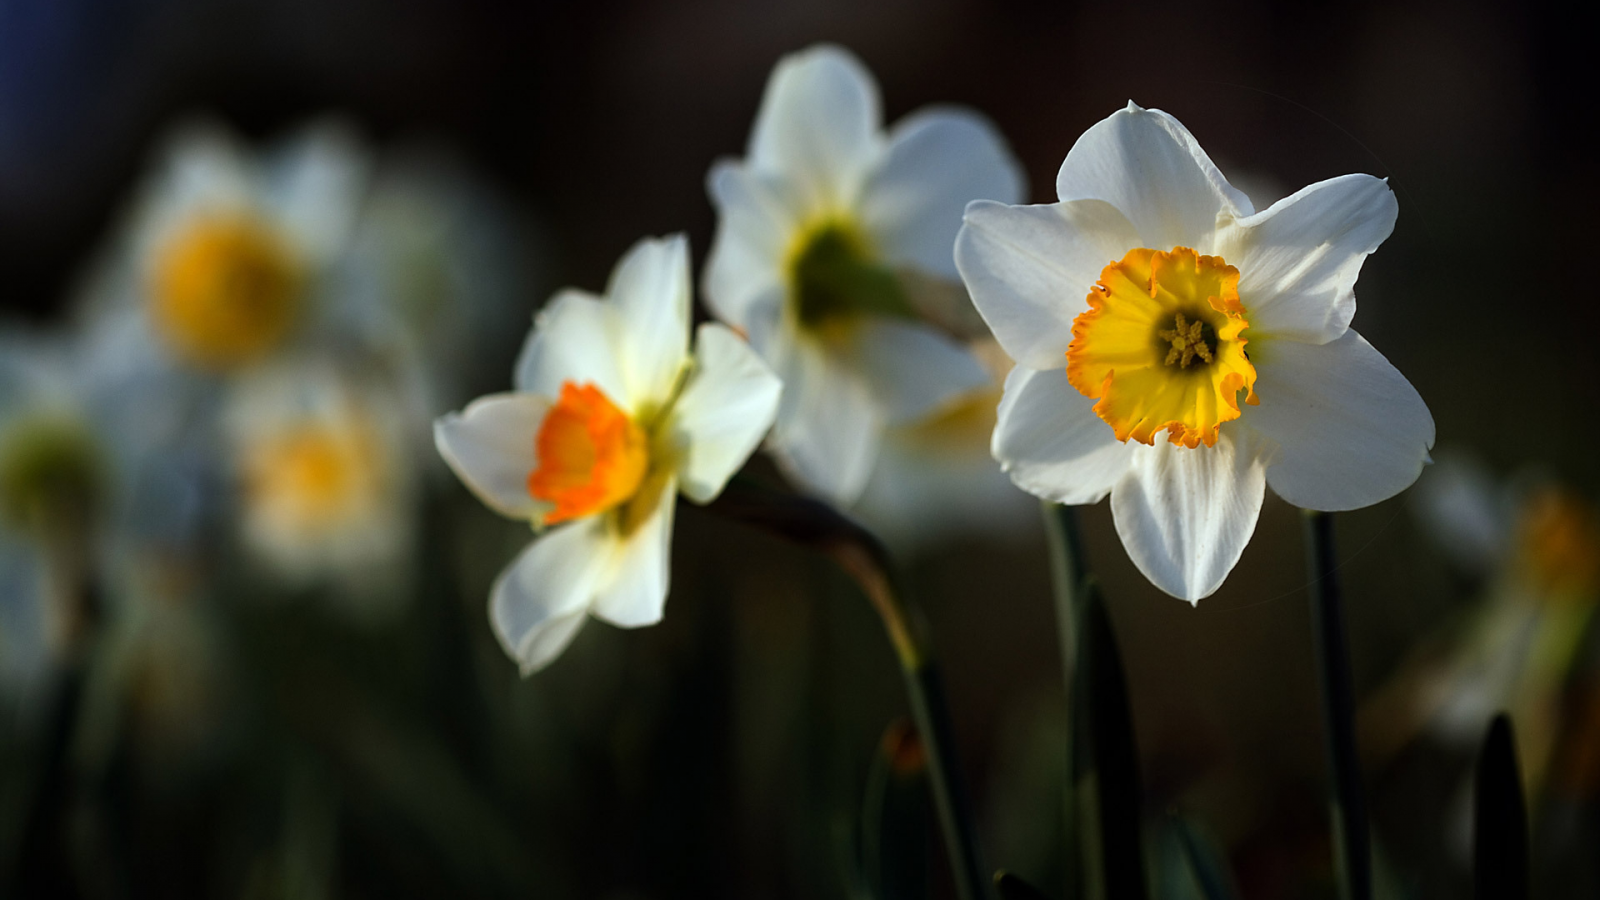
[528,382,650,527]
[1065,246,1258,449]
[1158,312,1215,368]
[787,218,913,335]
[242,419,383,531]
[151,216,303,370]
[0,417,103,533]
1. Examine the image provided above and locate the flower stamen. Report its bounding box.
[1159,312,1215,368]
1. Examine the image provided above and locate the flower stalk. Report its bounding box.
[711,476,990,900]
[1302,510,1372,900]
[1042,502,1088,698]
[1042,502,1085,897]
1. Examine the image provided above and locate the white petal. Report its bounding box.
[747,44,882,210]
[1110,431,1269,603]
[490,520,612,674]
[843,318,990,424]
[1055,103,1252,252]
[852,389,1035,553]
[858,108,1026,279]
[670,324,782,504]
[147,120,254,219]
[511,609,588,677]
[768,331,882,505]
[591,481,677,628]
[703,161,798,328]
[992,366,1132,504]
[433,392,551,520]
[955,199,1140,369]
[606,234,693,409]
[1246,329,1434,511]
[1215,174,1397,344]
[512,289,628,404]
[265,118,370,264]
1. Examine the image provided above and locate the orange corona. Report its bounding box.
[528,382,650,526]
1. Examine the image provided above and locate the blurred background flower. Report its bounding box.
[2,2,1597,899]
[224,356,419,616]
[703,44,1023,506]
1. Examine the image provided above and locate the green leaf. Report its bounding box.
[1159,813,1240,900]
[858,718,932,900]
[996,869,1056,900]
[1072,582,1148,900]
[1473,713,1529,900]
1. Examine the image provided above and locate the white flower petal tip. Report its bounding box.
[1220,174,1398,344]
[489,520,609,675]
[1056,103,1253,249]
[606,234,694,407]
[432,392,553,521]
[968,102,1429,601]
[747,43,881,202]
[672,324,782,504]
[1248,330,1435,512]
[1110,434,1269,604]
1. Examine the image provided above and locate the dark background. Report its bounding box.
[3,1,1596,898]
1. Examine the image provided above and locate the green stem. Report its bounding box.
[1302,510,1372,900]
[1042,502,1087,696]
[1041,502,1085,900]
[710,478,990,900]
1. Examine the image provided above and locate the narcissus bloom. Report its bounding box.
[956,103,1434,602]
[224,359,417,615]
[704,44,1023,505]
[435,236,781,673]
[79,118,368,376]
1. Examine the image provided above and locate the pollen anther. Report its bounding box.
[1159,313,1214,368]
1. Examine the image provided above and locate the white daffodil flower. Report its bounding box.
[223,357,417,617]
[704,44,1024,505]
[78,117,369,377]
[955,102,1435,602]
[435,235,781,674]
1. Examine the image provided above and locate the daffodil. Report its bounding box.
[956,103,1435,602]
[77,117,369,377]
[1379,456,1600,790]
[223,358,417,614]
[704,44,1024,505]
[435,235,781,674]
